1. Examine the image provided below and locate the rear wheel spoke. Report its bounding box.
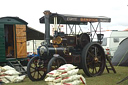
[94,67,97,73]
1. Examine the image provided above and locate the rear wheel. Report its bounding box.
[27,57,46,81]
[47,55,67,72]
[82,43,106,77]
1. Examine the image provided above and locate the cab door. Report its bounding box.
[15,24,27,58]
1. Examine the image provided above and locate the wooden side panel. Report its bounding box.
[15,25,27,58]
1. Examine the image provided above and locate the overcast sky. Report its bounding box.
[0,0,128,32]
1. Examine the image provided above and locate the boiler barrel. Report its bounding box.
[48,47,68,55]
[39,46,68,57]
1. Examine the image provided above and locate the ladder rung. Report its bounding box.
[13,64,20,66]
[106,55,116,73]
[107,68,112,70]
[20,71,26,73]
[8,60,27,75]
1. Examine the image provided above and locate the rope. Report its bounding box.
[117,50,128,66]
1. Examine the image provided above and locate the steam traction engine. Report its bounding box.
[27,10,111,81]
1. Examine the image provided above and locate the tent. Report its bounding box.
[112,37,128,66]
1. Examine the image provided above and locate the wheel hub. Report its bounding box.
[35,67,39,70]
[94,57,99,63]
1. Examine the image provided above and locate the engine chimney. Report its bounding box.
[43,10,51,45]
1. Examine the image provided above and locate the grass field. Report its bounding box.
[4,66,128,85]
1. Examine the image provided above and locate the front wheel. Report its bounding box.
[47,55,67,73]
[82,43,106,77]
[27,57,46,81]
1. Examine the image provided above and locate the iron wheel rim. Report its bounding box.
[27,57,46,81]
[82,43,106,77]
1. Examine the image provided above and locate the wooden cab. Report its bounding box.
[0,17,28,62]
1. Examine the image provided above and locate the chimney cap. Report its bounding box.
[43,10,51,15]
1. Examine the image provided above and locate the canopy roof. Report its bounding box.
[27,27,53,40]
[26,27,44,40]
[40,13,111,24]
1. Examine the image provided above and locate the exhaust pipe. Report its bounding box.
[43,10,51,45]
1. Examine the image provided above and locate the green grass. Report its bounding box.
[4,66,128,85]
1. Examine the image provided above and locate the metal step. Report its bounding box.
[106,55,116,73]
[8,60,27,75]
